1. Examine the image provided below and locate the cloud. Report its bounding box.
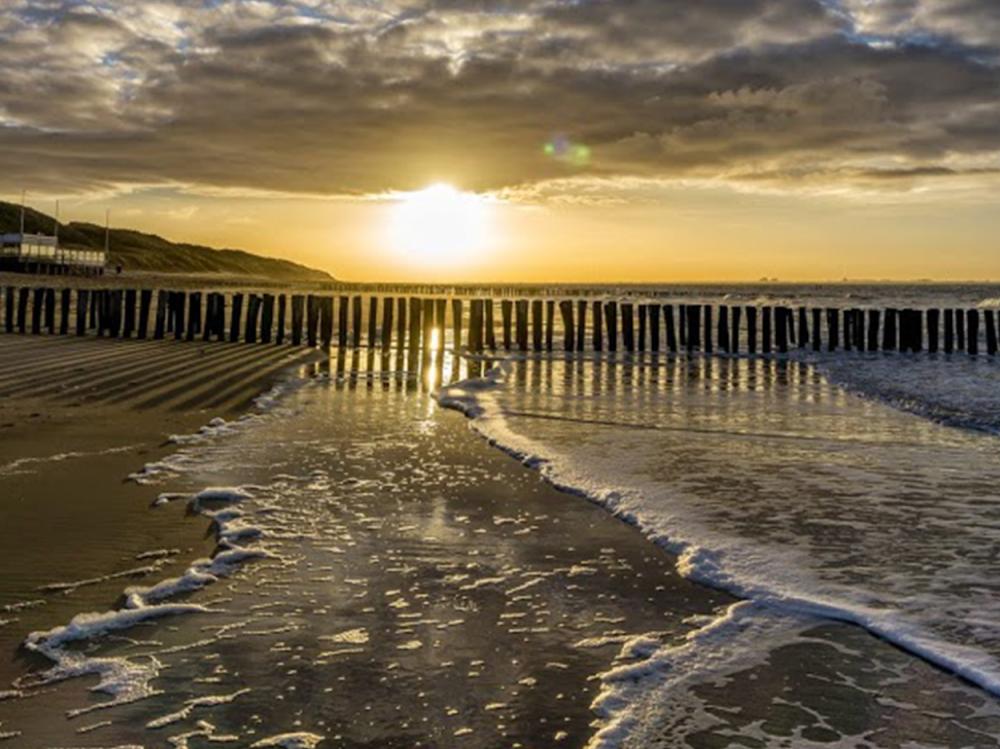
[1,0,999,201]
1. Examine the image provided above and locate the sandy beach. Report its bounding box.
[1,334,998,748]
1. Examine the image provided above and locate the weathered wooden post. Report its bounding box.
[368,296,379,348]
[900,309,919,352]
[320,296,334,348]
[985,310,997,355]
[622,303,635,352]
[408,297,421,352]
[650,303,661,353]
[703,305,713,353]
[809,308,819,352]
[3,287,13,334]
[75,289,89,336]
[944,309,955,353]
[396,297,407,351]
[89,289,99,331]
[456,299,474,354]
[559,300,574,351]
[352,296,363,347]
[576,300,587,353]
[842,309,853,352]
[337,296,349,347]
[899,310,911,352]
[95,290,106,337]
[866,309,879,351]
[152,290,166,339]
[883,308,897,351]
[469,299,487,354]
[531,299,543,351]
[173,292,187,341]
[545,300,555,351]
[926,309,940,353]
[306,294,319,347]
[664,305,677,353]
[679,305,687,348]
[158,291,168,337]
[244,294,260,343]
[422,298,435,351]
[275,294,287,345]
[31,288,43,335]
[95,290,107,336]
[911,309,923,352]
[798,307,808,349]
[731,305,741,354]
[685,305,700,351]
[59,288,71,335]
[718,305,729,352]
[501,300,513,350]
[260,293,275,344]
[122,289,136,338]
[186,292,202,341]
[381,296,394,349]
[44,288,56,335]
[111,290,123,338]
[592,301,603,352]
[746,306,757,354]
[762,307,772,354]
[435,299,446,351]
[213,293,223,340]
[452,298,464,351]
[637,305,647,352]
[967,309,979,355]
[775,307,788,353]
[515,299,529,350]
[216,292,227,341]
[484,299,496,349]
[826,308,838,351]
[290,295,305,346]
[605,301,618,352]
[202,293,215,342]
[853,309,865,351]
[956,309,966,352]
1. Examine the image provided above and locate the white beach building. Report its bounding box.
[0,232,106,275]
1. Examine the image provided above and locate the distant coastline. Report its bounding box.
[0,201,332,283]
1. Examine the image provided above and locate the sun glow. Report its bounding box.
[386,183,493,267]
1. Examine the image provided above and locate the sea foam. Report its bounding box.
[437,357,1000,745]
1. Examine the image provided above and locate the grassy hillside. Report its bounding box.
[0,201,333,281]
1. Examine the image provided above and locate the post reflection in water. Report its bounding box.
[305,331,492,394]
[303,345,827,429]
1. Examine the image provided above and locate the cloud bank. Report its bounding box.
[2,0,999,199]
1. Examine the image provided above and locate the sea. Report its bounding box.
[3,283,1000,748]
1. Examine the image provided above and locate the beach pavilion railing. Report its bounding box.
[0,285,997,358]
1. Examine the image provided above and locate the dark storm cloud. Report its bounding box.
[1,0,999,197]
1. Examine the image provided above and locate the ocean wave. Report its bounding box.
[437,361,1000,746]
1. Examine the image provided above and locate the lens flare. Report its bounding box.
[543,134,591,166]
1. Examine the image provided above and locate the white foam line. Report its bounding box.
[436,366,1000,741]
[0,444,141,476]
[38,561,170,594]
[18,486,277,716]
[146,688,252,729]
[250,732,326,748]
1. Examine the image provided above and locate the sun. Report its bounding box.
[386,183,493,267]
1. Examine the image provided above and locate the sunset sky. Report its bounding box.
[3,0,1000,282]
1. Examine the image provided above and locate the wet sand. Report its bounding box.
[0,335,321,694]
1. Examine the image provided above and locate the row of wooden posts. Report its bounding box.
[1,286,997,357]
